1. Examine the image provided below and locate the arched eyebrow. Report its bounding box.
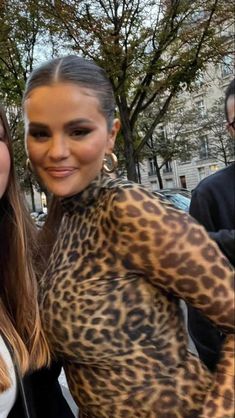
[28,119,95,131]
[28,122,49,129]
[64,119,95,129]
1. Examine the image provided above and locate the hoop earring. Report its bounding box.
[26,158,33,174]
[103,153,118,173]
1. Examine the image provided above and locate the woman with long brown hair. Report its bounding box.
[0,105,75,417]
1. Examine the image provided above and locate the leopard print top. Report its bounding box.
[39,174,234,418]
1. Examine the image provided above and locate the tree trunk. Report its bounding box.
[122,127,138,182]
[118,96,138,182]
[29,179,36,212]
[44,189,52,208]
[155,167,163,189]
[136,158,141,184]
[154,156,163,189]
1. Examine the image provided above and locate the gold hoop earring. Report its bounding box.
[26,158,33,173]
[103,153,118,173]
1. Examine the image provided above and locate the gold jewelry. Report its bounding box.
[103,152,118,173]
[26,158,33,173]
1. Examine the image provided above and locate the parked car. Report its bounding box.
[30,211,40,221]
[35,212,47,228]
[153,188,191,212]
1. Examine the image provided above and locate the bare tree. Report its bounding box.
[0,0,233,181]
[38,0,234,179]
[197,98,235,165]
[0,0,46,207]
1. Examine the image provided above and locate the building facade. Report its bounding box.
[139,54,234,192]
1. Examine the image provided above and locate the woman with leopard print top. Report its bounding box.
[23,55,234,418]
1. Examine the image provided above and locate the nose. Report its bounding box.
[47,134,70,160]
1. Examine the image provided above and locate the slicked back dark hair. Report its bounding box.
[23,55,116,131]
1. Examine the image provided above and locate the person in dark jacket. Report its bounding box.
[8,361,75,418]
[188,77,235,371]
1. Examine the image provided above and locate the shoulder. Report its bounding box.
[194,164,235,195]
[101,176,175,218]
[102,176,164,203]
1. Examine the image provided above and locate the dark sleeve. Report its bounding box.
[9,362,75,418]
[209,230,235,266]
[188,188,228,371]
[187,304,224,371]
[189,188,216,231]
[190,189,235,266]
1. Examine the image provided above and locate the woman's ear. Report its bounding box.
[107,118,121,152]
[226,122,235,139]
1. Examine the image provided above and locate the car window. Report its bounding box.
[164,193,190,211]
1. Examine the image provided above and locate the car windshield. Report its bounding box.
[164,193,190,211]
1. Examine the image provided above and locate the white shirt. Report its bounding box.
[0,335,17,418]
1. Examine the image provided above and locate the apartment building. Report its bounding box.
[139,55,234,192]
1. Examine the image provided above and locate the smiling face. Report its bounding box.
[0,120,11,199]
[24,83,120,198]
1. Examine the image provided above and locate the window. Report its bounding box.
[209,164,218,173]
[165,178,174,188]
[41,192,47,214]
[195,99,205,117]
[180,175,187,189]
[221,55,233,78]
[179,143,191,163]
[158,125,166,138]
[195,71,204,88]
[163,160,172,173]
[198,136,210,159]
[150,180,157,190]
[198,166,206,181]
[148,158,157,176]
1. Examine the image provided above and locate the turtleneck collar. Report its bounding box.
[60,172,114,214]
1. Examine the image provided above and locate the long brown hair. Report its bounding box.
[0,105,50,392]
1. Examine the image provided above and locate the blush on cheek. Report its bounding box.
[77,144,106,164]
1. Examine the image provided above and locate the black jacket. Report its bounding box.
[8,361,75,418]
[188,163,235,371]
